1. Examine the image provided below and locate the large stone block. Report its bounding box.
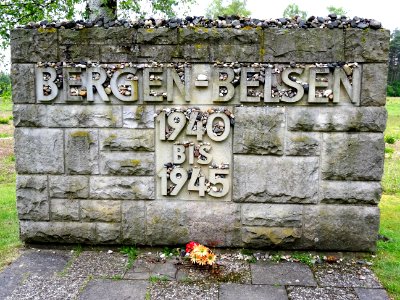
[287,107,387,132]
[233,107,285,155]
[14,128,64,174]
[96,223,121,244]
[302,205,379,251]
[123,105,155,129]
[16,175,49,221]
[121,201,146,244]
[99,129,154,151]
[241,204,302,227]
[11,28,58,62]
[263,28,344,62]
[81,200,121,222]
[321,133,384,180]
[146,201,241,246]
[59,27,136,45]
[285,132,321,156]
[181,44,210,61]
[49,176,89,199]
[11,64,36,103]
[65,129,99,174]
[241,227,302,248]
[233,156,319,203]
[137,28,178,44]
[361,64,388,106]
[50,199,80,221]
[90,176,154,200]
[100,45,138,62]
[320,181,382,204]
[13,105,47,127]
[137,45,182,61]
[20,221,96,243]
[47,106,122,128]
[345,28,390,62]
[100,152,154,176]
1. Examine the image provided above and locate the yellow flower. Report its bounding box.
[192,244,209,256]
[206,252,216,266]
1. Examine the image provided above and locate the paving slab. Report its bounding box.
[251,262,317,286]
[0,249,70,299]
[314,263,382,288]
[5,274,86,300]
[354,288,390,300]
[219,283,288,300]
[149,281,219,300]
[78,279,149,300]
[286,286,358,300]
[66,251,127,279]
[125,258,177,280]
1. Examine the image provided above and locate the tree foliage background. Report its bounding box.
[205,0,250,19]
[388,29,400,96]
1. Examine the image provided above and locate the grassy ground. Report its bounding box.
[0,95,399,297]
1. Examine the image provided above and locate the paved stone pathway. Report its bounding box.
[0,248,390,300]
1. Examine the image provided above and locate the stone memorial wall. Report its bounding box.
[11,22,389,251]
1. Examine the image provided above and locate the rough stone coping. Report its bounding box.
[16,15,384,31]
[0,247,391,300]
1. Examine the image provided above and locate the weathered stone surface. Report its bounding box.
[121,201,146,244]
[100,45,138,62]
[241,227,302,248]
[302,205,379,251]
[13,105,47,127]
[287,287,358,300]
[65,129,99,175]
[47,106,122,128]
[49,176,89,199]
[146,201,241,246]
[100,152,154,176]
[287,107,387,132]
[11,64,36,103]
[95,223,121,243]
[241,204,302,227]
[81,200,121,222]
[263,28,344,62]
[11,29,58,62]
[99,129,154,151]
[233,107,285,155]
[123,105,155,128]
[181,44,210,61]
[219,284,288,300]
[285,132,321,156]
[321,181,382,204]
[90,176,154,200]
[60,44,101,61]
[16,175,49,221]
[251,262,317,286]
[345,28,390,62]
[321,133,384,180]
[210,44,261,62]
[138,28,178,44]
[50,199,80,221]
[179,28,261,44]
[20,221,96,243]
[361,64,388,106]
[137,45,181,61]
[233,156,318,203]
[59,27,136,45]
[15,128,64,174]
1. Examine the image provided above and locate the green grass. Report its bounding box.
[373,194,400,299]
[0,183,21,271]
[120,246,139,269]
[0,96,12,112]
[385,97,400,142]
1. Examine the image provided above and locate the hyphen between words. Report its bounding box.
[35,63,361,105]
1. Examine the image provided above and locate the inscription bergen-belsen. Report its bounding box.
[35,63,361,105]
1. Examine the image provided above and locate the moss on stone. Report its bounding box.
[70,131,90,138]
[38,27,57,33]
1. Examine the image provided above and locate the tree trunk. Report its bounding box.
[88,0,117,22]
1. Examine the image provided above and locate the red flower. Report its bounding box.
[185,241,200,253]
